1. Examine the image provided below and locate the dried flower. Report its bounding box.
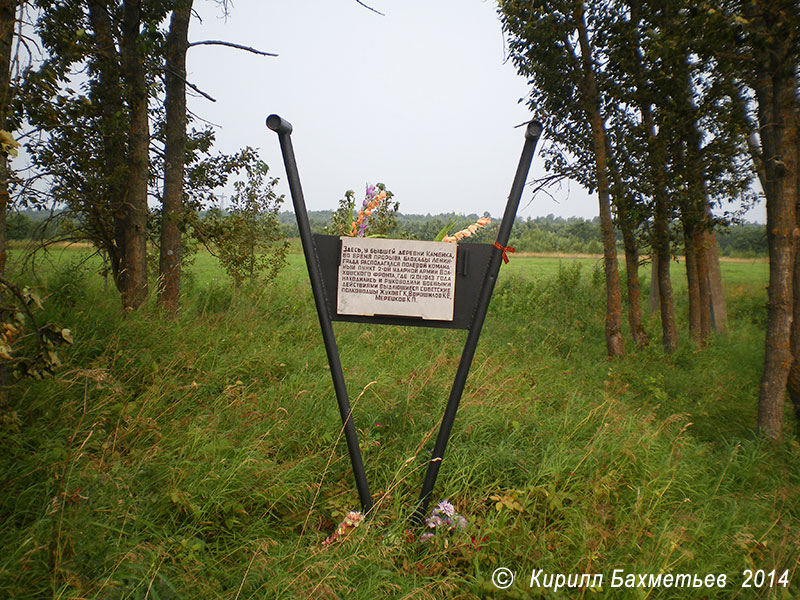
[441,217,491,243]
[323,510,364,546]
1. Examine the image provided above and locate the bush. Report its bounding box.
[204,161,288,286]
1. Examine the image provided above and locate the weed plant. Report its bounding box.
[0,249,796,599]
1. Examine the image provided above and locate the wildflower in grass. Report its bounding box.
[323,510,364,546]
[436,499,455,517]
[441,216,491,243]
[420,499,467,543]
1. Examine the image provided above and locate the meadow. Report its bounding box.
[1,244,797,599]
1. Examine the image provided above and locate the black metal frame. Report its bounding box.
[313,233,494,330]
[267,114,542,522]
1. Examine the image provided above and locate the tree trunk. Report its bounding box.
[677,124,713,344]
[607,131,648,349]
[648,252,659,314]
[684,221,702,342]
[119,0,149,310]
[87,0,127,287]
[680,94,716,342]
[626,0,676,352]
[618,203,649,347]
[702,227,728,333]
[575,2,624,357]
[680,170,713,344]
[755,62,797,440]
[786,75,800,430]
[653,193,678,353]
[694,227,712,339]
[0,0,13,279]
[158,0,193,313]
[0,0,16,399]
[646,111,677,353]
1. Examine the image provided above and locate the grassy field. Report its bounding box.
[0,244,796,599]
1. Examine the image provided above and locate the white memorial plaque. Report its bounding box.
[337,237,457,320]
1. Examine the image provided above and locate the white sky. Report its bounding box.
[186,0,596,219]
[185,0,764,222]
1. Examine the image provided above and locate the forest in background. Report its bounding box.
[9,207,769,258]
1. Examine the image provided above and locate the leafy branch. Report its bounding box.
[0,276,72,379]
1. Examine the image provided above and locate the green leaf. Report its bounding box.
[22,287,43,310]
[433,215,461,242]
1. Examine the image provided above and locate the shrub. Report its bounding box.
[204,160,288,286]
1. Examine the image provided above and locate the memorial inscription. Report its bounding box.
[337,237,457,320]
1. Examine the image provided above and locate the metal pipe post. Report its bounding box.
[266,114,373,514]
[412,120,543,523]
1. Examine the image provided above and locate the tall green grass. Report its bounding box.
[0,247,796,599]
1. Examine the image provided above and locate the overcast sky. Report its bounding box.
[186,0,765,222]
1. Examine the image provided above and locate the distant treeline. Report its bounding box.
[7,210,75,241]
[277,211,767,258]
[12,209,766,258]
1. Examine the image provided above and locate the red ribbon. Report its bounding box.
[494,241,515,264]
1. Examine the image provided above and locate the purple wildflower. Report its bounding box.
[436,500,456,517]
[426,514,444,529]
[420,499,468,543]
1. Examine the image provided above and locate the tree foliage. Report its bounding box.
[500,0,628,356]
[500,0,799,436]
[22,0,288,309]
[202,160,288,287]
